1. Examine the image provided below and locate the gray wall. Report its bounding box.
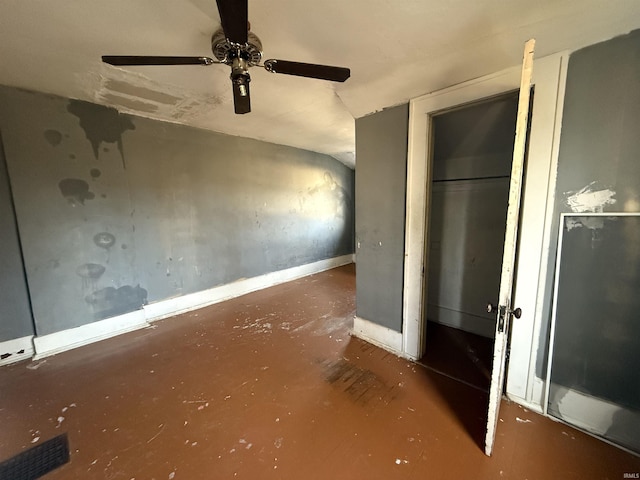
[0,86,354,338]
[355,104,408,332]
[0,134,33,341]
[427,94,516,338]
[537,29,640,376]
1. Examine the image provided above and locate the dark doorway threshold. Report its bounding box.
[419,320,494,392]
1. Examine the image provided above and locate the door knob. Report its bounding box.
[487,303,521,318]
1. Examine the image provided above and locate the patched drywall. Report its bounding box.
[355,104,408,332]
[537,29,640,378]
[0,86,354,338]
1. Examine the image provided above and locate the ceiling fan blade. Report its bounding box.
[102,56,216,66]
[232,79,251,114]
[263,60,350,82]
[215,0,248,45]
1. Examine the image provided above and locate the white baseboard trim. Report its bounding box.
[33,310,148,360]
[145,254,354,322]
[21,255,354,362]
[0,335,34,366]
[352,316,404,356]
[426,306,495,339]
[505,393,544,415]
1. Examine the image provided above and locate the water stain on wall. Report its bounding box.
[85,285,148,320]
[43,129,63,146]
[66,99,135,166]
[90,168,101,179]
[76,263,106,279]
[93,232,115,249]
[58,178,95,205]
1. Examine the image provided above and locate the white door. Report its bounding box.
[484,39,535,456]
[402,39,539,456]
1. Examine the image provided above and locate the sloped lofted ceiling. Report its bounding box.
[0,0,638,168]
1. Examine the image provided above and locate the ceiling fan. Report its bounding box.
[102,0,351,114]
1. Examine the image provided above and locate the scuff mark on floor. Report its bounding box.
[147,424,165,443]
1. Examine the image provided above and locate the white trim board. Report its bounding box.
[144,254,354,322]
[26,254,353,361]
[544,213,640,414]
[352,316,404,357]
[33,310,148,360]
[0,335,34,366]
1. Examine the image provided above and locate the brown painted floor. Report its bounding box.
[1,264,639,479]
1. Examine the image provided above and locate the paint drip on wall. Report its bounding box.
[66,99,135,166]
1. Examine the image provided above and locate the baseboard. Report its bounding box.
[427,305,495,339]
[145,254,354,322]
[0,335,34,366]
[22,255,354,361]
[352,316,404,356]
[505,393,544,415]
[33,310,148,360]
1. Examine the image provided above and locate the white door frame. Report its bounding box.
[401,52,568,411]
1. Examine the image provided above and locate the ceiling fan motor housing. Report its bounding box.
[211,29,263,66]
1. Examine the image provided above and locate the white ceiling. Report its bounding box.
[0,1,639,168]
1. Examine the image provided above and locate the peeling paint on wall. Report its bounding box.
[565,217,606,231]
[565,181,616,213]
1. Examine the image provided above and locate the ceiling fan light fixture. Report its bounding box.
[233,73,250,97]
[230,57,251,113]
[211,29,263,67]
[100,0,350,114]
